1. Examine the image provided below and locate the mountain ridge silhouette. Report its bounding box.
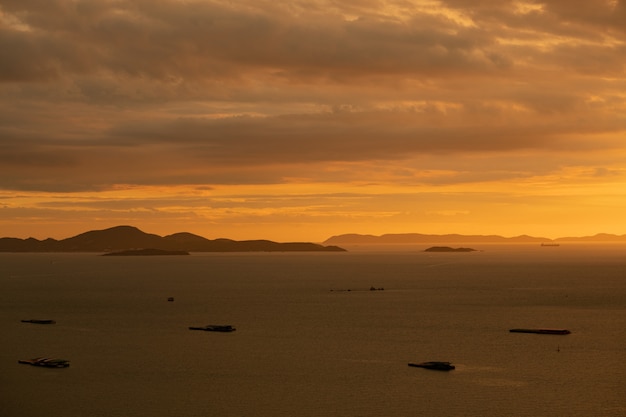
[323,232,626,245]
[0,225,346,252]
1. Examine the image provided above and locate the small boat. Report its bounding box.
[21,319,56,324]
[509,328,571,335]
[189,324,236,332]
[167,297,175,302]
[408,361,455,371]
[18,358,70,368]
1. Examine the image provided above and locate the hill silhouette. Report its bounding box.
[0,226,346,253]
[323,232,626,245]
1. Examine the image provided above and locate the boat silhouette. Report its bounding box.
[18,357,69,368]
[189,324,236,332]
[408,361,455,371]
[509,328,570,335]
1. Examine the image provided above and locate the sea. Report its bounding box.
[1,244,625,417]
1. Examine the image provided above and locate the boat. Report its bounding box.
[21,319,56,324]
[189,324,236,332]
[509,328,571,335]
[541,243,560,246]
[408,361,455,371]
[18,357,70,368]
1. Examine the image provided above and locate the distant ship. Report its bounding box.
[541,243,560,247]
[21,319,56,324]
[408,361,455,371]
[18,357,70,368]
[509,328,571,335]
[189,324,236,332]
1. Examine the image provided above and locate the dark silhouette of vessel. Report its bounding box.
[509,328,571,335]
[18,357,69,368]
[408,361,455,371]
[189,324,236,332]
[21,319,56,324]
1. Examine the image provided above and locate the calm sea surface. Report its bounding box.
[1,245,625,417]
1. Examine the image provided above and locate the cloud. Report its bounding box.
[2,0,623,84]
[0,0,625,194]
[1,0,505,85]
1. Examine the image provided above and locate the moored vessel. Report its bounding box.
[509,328,570,335]
[18,357,70,368]
[189,324,236,332]
[408,361,455,371]
[21,319,56,324]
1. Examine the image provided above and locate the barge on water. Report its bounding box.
[189,324,236,332]
[21,319,56,324]
[18,358,69,368]
[408,361,455,371]
[509,328,570,335]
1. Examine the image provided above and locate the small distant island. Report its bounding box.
[424,246,477,252]
[102,248,190,256]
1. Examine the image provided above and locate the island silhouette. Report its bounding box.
[102,248,191,256]
[424,246,477,252]
[0,225,346,253]
[323,232,626,245]
[3,227,626,253]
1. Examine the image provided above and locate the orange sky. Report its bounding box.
[1,0,625,242]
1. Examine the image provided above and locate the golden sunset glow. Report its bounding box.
[1,0,625,242]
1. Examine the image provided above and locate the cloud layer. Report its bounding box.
[1,0,625,239]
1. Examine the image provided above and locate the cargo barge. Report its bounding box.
[21,319,56,324]
[18,358,69,368]
[189,324,236,332]
[408,361,455,371]
[509,328,570,335]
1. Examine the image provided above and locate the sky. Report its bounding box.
[1,0,625,242]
